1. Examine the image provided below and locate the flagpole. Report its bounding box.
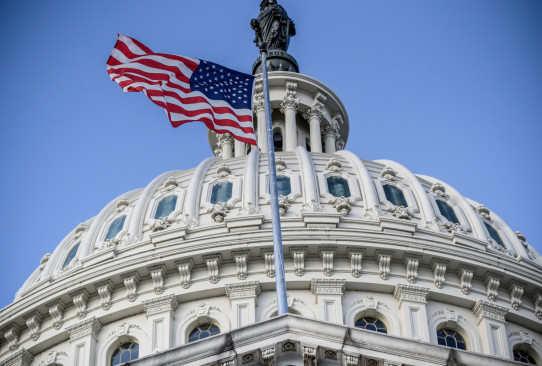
[260,43,288,315]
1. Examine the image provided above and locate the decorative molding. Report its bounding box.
[1,348,33,366]
[47,300,65,330]
[122,272,140,302]
[324,349,337,360]
[377,253,391,280]
[367,360,378,366]
[24,311,42,341]
[164,176,178,189]
[70,289,89,319]
[215,163,232,178]
[40,350,68,366]
[74,223,88,239]
[303,345,317,366]
[311,278,346,295]
[66,317,102,341]
[116,197,130,212]
[319,248,335,276]
[280,82,299,113]
[278,195,292,216]
[94,280,114,310]
[485,276,500,301]
[210,202,230,223]
[290,248,306,276]
[282,341,296,352]
[393,284,430,304]
[331,196,351,216]
[388,205,413,220]
[432,261,447,289]
[142,294,179,317]
[241,353,255,364]
[150,217,175,232]
[472,300,508,323]
[457,266,474,295]
[225,281,261,300]
[325,158,342,172]
[148,264,167,295]
[533,293,542,320]
[261,346,275,366]
[475,205,491,221]
[176,259,194,289]
[430,182,446,196]
[4,324,20,351]
[301,199,324,213]
[509,283,524,310]
[348,249,363,278]
[275,157,287,171]
[233,251,249,280]
[238,202,261,216]
[262,250,275,278]
[204,254,222,284]
[404,256,420,284]
[380,166,397,181]
[345,354,359,366]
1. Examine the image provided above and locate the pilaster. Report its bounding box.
[393,284,430,341]
[66,317,102,366]
[142,294,179,352]
[225,281,261,329]
[0,348,33,366]
[472,300,509,358]
[311,279,346,324]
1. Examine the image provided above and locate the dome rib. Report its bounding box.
[184,157,220,222]
[295,146,319,205]
[337,150,380,212]
[242,149,260,208]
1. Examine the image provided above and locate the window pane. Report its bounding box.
[210,182,233,204]
[154,195,178,219]
[189,323,221,343]
[354,316,387,334]
[111,342,138,366]
[436,200,460,224]
[327,176,351,197]
[484,222,505,247]
[105,215,126,240]
[277,175,291,196]
[513,349,537,364]
[62,242,80,268]
[436,328,466,350]
[383,185,408,207]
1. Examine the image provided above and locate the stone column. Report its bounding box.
[253,79,267,152]
[66,317,102,366]
[311,279,346,324]
[142,294,179,353]
[234,139,246,157]
[217,134,234,159]
[280,82,299,151]
[393,284,430,341]
[303,107,324,153]
[472,300,510,358]
[225,281,261,329]
[322,115,342,153]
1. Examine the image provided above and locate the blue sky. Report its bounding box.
[0,0,541,309]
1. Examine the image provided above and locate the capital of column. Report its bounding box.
[142,294,179,317]
[321,124,339,139]
[472,300,508,323]
[66,317,102,342]
[1,348,33,366]
[393,284,430,305]
[225,281,261,300]
[303,105,325,121]
[253,96,265,113]
[280,95,299,113]
[217,133,234,146]
[311,278,346,295]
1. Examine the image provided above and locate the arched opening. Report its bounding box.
[273,128,283,152]
[354,316,388,334]
[188,323,220,343]
[436,327,467,350]
[110,341,139,365]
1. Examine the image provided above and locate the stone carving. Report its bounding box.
[322,123,339,140]
[433,262,447,289]
[458,268,473,295]
[475,205,491,221]
[47,300,65,330]
[142,294,179,316]
[515,231,526,242]
[150,216,175,232]
[225,282,261,300]
[205,255,221,284]
[324,349,337,360]
[239,202,261,216]
[66,317,102,341]
[345,354,359,366]
[107,322,141,338]
[534,294,542,320]
[394,284,430,304]
[4,325,20,351]
[275,157,287,170]
[220,360,234,366]
[320,249,335,276]
[216,163,232,178]
[2,348,33,366]
[303,345,317,366]
[278,195,291,216]
[485,276,500,301]
[325,158,343,172]
[405,257,420,284]
[242,353,255,364]
[250,0,296,51]
[303,103,325,122]
[336,138,346,151]
[439,221,463,234]
[210,202,230,223]
[364,207,384,221]
[380,166,397,181]
[179,214,198,228]
[431,182,446,196]
[116,197,129,212]
[122,272,140,302]
[311,279,346,295]
[262,346,275,366]
[148,265,167,295]
[331,196,352,216]
[40,350,68,366]
[95,280,114,310]
[388,205,412,220]
[176,260,194,289]
[472,300,508,322]
[302,199,324,212]
[378,254,391,280]
[25,312,42,341]
[280,82,299,113]
[164,176,178,190]
[282,341,296,352]
[38,253,51,270]
[291,249,305,276]
[367,360,378,366]
[185,303,222,319]
[233,252,249,280]
[349,251,363,278]
[509,284,524,310]
[74,223,88,239]
[262,251,275,278]
[70,289,89,319]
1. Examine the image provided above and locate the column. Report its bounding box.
[66,317,102,366]
[142,294,179,353]
[234,139,246,157]
[280,82,299,151]
[302,93,327,153]
[393,284,430,341]
[253,79,267,152]
[217,134,234,159]
[322,115,341,153]
[225,281,261,329]
[311,279,346,324]
[472,300,510,358]
[1,348,33,366]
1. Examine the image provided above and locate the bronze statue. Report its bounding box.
[251,0,296,51]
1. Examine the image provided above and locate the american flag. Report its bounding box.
[107,34,257,145]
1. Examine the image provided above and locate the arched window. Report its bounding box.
[188,323,220,343]
[436,200,460,224]
[354,316,387,334]
[210,182,233,204]
[436,328,466,350]
[62,242,80,268]
[277,175,292,196]
[513,348,537,364]
[105,215,126,240]
[327,176,351,197]
[111,341,139,365]
[484,222,505,247]
[273,128,283,152]
[154,195,177,219]
[383,184,408,207]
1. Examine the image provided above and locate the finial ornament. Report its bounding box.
[251,0,296,52]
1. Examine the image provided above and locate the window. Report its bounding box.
[327,176,351,197]
[383,184,408,207]
[105,215,126,240]
[277,175,292,196]
[154,195,177,219]
[210,182,233,204]
[436,200,460,224]
[513,348,537,364]
[273,128,283,152]
[62,242,80,268]
[111,341,139,365]
[484,222,505,247]
[436,328,466,350]
[188,323,220,343]
[354,316,387,334]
